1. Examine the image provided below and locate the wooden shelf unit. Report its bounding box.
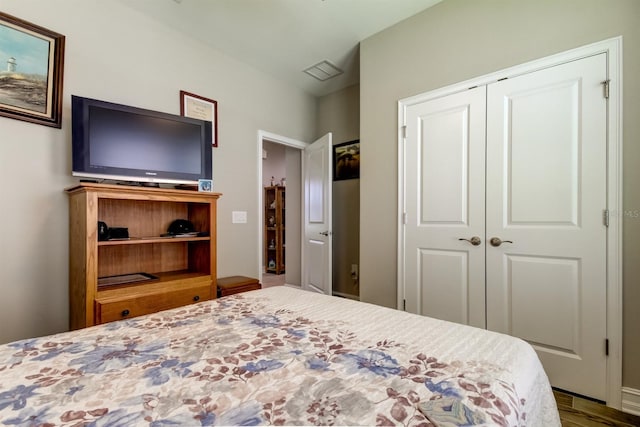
[264,186,285,274]
[66,183,221,329]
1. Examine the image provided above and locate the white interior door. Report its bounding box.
[403,87,486,328]
[486,53,608,400]
[303,133,332,294]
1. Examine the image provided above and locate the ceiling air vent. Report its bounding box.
[303,60,344,81]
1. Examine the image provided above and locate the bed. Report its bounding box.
[0,286,560,426]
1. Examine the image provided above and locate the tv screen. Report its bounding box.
[72,95,212,185]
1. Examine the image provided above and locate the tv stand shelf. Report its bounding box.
[98,236,210,246]
[66,183,221,329]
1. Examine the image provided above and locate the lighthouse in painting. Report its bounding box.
[6,57,16,72]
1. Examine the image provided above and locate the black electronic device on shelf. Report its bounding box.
[159,219,209,237]
[97,221,129,241]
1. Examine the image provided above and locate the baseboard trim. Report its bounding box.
[622,387,640,416]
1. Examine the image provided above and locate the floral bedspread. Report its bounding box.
[0,286,560,426]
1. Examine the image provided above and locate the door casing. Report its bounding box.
[397,37,622,408]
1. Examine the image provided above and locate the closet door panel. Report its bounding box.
[507,81,578,225]
[404,87,486,328]
[418,249,469,324]
[485,53,608,400]
[506,255,579,350]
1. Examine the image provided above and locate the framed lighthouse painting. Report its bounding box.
[0,12,65,128]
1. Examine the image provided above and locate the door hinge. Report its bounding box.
[603,209,610,227]
[602,80,610,99]
[403,299,406,311]
[402,125,407,139]
[403,212,407,225]
[605,338,609,356]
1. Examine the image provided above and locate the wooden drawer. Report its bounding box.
[95,284,211,324]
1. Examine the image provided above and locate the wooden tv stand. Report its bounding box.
[66,183,221,329]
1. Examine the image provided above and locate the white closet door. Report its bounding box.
[403,87,486,328]
[485,53,608,400]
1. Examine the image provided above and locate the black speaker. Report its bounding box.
[108,227,129,239]
[98,221,109,241]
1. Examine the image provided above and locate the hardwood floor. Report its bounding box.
[554,390,640,426]
[261,272,285,288]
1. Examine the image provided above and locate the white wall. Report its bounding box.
[0,0,316,344]
[360,0,640,389]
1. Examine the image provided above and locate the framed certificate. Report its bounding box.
[180,90,218,147]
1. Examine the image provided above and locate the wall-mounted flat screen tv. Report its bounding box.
[71,95,212,185]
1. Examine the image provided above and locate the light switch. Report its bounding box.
[232,211,247,224]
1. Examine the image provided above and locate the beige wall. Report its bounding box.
[262,141,287,188]
[360,0,640,389]
[284,148,302,286]
[317,85,360,298]
[0,0,316,344]
[318,84,360,144]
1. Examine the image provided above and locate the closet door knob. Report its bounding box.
[489,237,513,247]
[121,309,130,317]
[458,236,482,246]
[193,295,200,302]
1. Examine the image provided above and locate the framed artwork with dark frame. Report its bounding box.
[0,12,65,128]
[180,90,218,147]
[333,140,360,181]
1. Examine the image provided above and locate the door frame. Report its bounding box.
[257,130,307,285]
[397,37,622,408]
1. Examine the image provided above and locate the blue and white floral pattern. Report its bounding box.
[0,287,559,426]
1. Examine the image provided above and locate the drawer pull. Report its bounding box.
[193,295,200,302]
[121,309,130,317]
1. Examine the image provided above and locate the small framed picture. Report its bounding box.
[198,179,213,192]
[333,140,360,181]
[180,90,218,147]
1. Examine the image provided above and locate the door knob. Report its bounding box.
[458,236,482,246]
[489,237,513,247]
[319,231,331,236]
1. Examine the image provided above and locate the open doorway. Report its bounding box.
[257,131,305,289]
[257,130,358,299]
